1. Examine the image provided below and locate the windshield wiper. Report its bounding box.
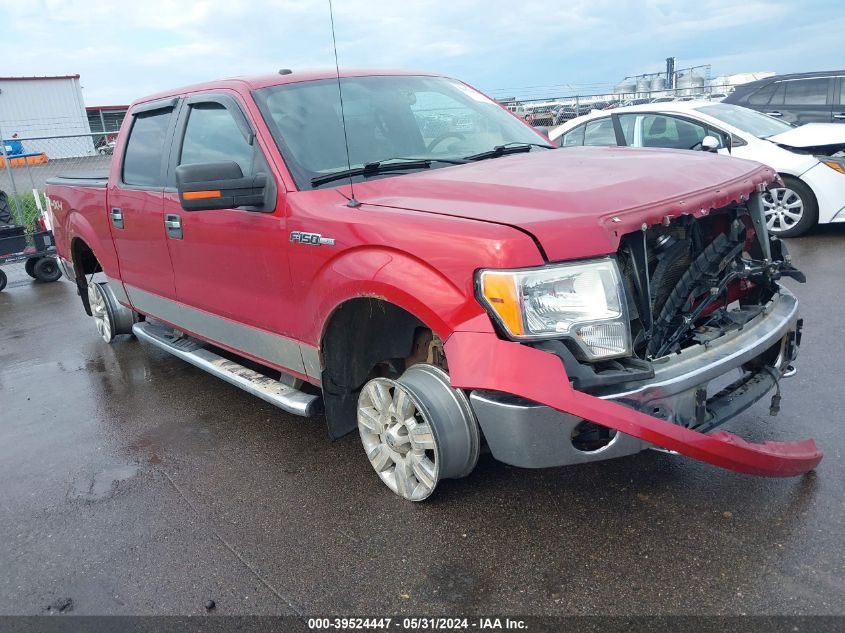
[311,157,466,187]
[463,142,555,162]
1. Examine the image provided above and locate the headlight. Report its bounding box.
[477,257,631,360]
[817,157,845,175]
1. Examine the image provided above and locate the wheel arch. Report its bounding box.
[70,236,99,315]
[320,296,437,439]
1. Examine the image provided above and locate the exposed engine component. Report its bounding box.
[618,201,805,362]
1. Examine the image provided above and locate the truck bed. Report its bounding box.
[45,172,109,188]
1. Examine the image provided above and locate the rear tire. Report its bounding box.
[763,176,818,238]
[32,257,62,282]
[0,269,7,292]
[87,280,138,343]
[25,257,40,278]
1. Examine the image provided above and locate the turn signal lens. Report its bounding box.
[820,159,845,175]
[480,272,524,336]
[183,190,222,200]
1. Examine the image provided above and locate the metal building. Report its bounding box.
[0,75,95,159]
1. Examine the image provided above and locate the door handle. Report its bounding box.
[164,214,183,240]
[765,111,782,117]
[110,207,124,229]
[834,113,845,120]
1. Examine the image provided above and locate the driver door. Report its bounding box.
[160,92,302,372]
[616,113,730,154]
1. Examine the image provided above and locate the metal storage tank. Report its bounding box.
[650,76,666,92]
[688,73,705,96]
[635,76,651,96]
[0,75,95,159]
[614,79,636,95]
[676,72,705,96]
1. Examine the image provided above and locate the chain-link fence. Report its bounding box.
[1,132,114,229]
[1,131,115,289]
[501,84,731,128]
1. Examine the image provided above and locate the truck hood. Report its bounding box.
[767,123,845,155]
[352,147,777,260]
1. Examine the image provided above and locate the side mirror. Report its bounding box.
[700,135,720,153]
[175,161,267,211]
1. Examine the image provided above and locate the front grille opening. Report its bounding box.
[571,421,617,452]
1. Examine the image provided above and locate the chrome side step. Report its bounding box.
[132,322,321,417]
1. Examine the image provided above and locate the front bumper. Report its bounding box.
[446,289,822,477]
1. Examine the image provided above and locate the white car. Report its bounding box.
[548,102,845,236]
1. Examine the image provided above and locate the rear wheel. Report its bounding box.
[32,257,62,282]
[25,257,40,278]
[87,280,137,343]
[357,364,479,501]
[0,269,6,292]
[763,177,818,237]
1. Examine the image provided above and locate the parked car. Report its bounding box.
[723,70,845,125]
[524,104,557,126]
[46,70,820,500]
[549,101,845,236]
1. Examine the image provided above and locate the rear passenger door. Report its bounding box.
[108,99,179,301]
[754,77,834,124]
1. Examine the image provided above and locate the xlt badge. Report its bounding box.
[290,231,335,246]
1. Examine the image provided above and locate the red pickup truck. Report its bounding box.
[46,70,821,500]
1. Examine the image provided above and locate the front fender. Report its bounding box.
[305,246,494,345]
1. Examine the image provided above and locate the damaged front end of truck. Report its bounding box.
[448,189,822,478]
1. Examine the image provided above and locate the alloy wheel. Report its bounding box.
[762,187,804,234]
[357,377,440,501]
[87,282,113,342]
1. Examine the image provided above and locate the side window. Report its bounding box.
[180,103,254,175]
[122,109,172,186]
[768,81,786,106]
[784,79,829,105]
[748,83,777,105]
[583,118,616,146]
[641,115,709,150]
[559,124,585,147]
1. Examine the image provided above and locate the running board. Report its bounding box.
[132,322,321,417]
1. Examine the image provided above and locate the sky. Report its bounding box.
[0,0,841,106]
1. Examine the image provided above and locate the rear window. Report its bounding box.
[122,109,172,187]
[783,78,829,105]
[583,118,616,146]
[747,83,777,105]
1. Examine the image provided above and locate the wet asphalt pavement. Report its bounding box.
[1,228,844,617]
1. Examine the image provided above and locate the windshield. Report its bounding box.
[253,75,544,190]
[695,103,794,138]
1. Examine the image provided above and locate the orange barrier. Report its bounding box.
[0,153,49,168]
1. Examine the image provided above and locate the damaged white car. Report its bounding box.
[550,102,845,236]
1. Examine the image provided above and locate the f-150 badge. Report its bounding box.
[290,231,335,246]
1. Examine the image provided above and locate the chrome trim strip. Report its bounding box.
[125,285,307,375]
[600,290,799,402]
[133,323,321,417]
